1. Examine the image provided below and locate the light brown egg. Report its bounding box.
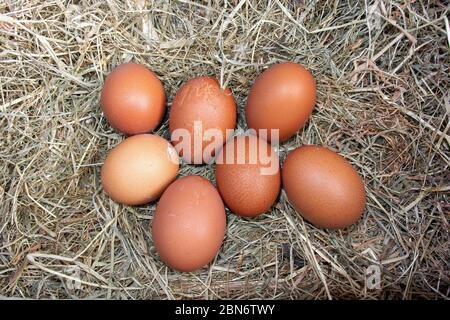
[246,62,316,143]
[282,145,366,229]
[169,76,237,164]
[215,135,281,217]
[101,63,166,135]
[152,175,226,272]
[101,134,179,205]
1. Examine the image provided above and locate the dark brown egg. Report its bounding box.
[101,63,166,135]
[215,135,280,217]
[152,175,226,272]
[282,145,366,229]
[246,62,316,142]
[169,76,237,164]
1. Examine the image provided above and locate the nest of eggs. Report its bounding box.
[0,1,449,299]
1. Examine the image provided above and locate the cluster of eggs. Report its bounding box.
[99,62,366,272]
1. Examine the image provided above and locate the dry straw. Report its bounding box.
[0,0,449,299]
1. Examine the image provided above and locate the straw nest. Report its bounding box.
[0,0,448,299]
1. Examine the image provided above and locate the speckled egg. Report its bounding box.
[169,76,236,164]
[215,135,281,217]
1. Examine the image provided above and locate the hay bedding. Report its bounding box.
[0,0,448,299]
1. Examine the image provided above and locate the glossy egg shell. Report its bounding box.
[152,175,226,272]
[246,62,316,142]
[282,145,366,229]
[101,63,166,135]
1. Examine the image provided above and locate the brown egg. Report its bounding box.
[152,175,226,272]
[215,135,281,217]
[101,63,166,135]
[246,62,316,142]
[282,145,366,229]
[101,134,179,205]
[169,76,237,164]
